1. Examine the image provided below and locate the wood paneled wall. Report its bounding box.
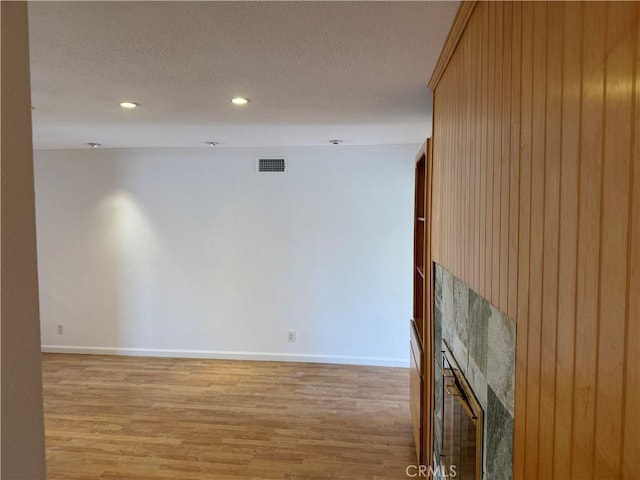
[429,2,639,478]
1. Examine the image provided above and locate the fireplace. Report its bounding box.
[441,342,483,480]
[433,264,516,480]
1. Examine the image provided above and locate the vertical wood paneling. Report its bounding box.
[572,3,607,476]
[507,1,521,323]
[492,2,503,303]
[499,2,511,312]
[474,6,482,293]
[538,4,562,478]
[594,3,637,476]
[513,2,533,476]
[479,2,488,299]
[456,40,460,279]
[486,2,495,304]
[553,3,582,477]
[465,29,472,286]
[623,17,639,473]
[523,5,548,477]
[429,1,639,477]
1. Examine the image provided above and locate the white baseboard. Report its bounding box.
[41,345,409,368]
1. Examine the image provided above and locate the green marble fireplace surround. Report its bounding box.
[434,263,516,480]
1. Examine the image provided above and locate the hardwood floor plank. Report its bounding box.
[42,354,415,480]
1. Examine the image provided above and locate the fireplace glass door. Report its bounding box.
[441,345,483,480]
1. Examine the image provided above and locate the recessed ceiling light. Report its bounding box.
[206,142,218,147]
[230,97,249,105]
[119,101,139,109]
[329,139,342,145]
[87,143,102,148]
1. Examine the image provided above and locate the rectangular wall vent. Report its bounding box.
[258,157,286,173]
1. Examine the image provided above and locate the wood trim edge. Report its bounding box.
[415,140,427,164]
[423,138,434,467]
[427,1,478,91]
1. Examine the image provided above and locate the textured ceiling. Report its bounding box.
[29,1,459,149]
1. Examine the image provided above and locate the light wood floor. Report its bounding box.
[42,354,415,479]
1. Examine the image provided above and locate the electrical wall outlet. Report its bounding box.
[287,330,296,343]
[57,324,64,335]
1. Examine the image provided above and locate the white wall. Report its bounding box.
[35,145,416,366]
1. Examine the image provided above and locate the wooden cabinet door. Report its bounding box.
[410,323,423,463]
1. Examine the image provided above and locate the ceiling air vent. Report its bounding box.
[258,157,286,173]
